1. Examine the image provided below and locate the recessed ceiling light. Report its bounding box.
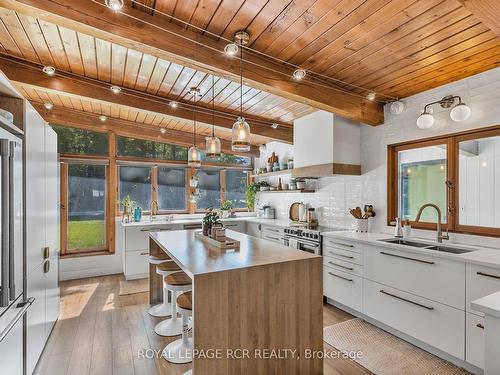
[292,68,306,80]
[188,87,202,96]
[366,92,376,101]
[43,102,53,110]
[42,66,56,76]
[271,123,279,129]
[169,101,178,108]
[99,115,107,122]
[160,128,167,134]
[110,85,122,94]
[105,0,124,11]
[224,43,239,56]
[259,144,266,152]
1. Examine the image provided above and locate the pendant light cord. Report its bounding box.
[212,74,215,137]
[240,39,243,119]
[193,93,196,146]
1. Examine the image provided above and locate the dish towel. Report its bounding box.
[288,238,299,249]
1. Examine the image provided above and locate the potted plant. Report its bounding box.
[120,194,134,222]
[202,209,219,236]
[219,199,233,219]
[246,181,269,211]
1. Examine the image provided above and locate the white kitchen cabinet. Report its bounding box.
[323,244,364,266]
[466,312,485,369]
[364,245,465,310]
[222,221,245,233]
[466,263,500,316]
[323,267,363,311]
[322,237,362,253]
[260,225,284,243]
[323,255,363,277]
[246,222,261,238]
[0,316,23,375]
[125,250,150,280]
[25,104,60,374]
[363,279,465,360]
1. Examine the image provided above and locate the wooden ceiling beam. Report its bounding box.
[32,103,260,157]
[0,0,384,125]
[458,0,500,36]
[0,55,291,142]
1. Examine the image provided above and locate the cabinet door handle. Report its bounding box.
[328,261,353,271]
[328,272,353,282]
[0,297,34,342]
[476,323,484,329]
[265,236,281,242]
[140,251,149,256]
[477,271,500,280]
[380,251,434,265]
[328,251,354,259]
[225,224,237,227]
[328,241,354,248]
[380,289,434,310]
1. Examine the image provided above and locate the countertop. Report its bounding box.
[119,215,296,228]
[322,231,500,269]
[472,290,500,319]
[149,229,319,278]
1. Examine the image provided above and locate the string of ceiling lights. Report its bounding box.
[100,0,398,103]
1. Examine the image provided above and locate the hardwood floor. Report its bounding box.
[35,274,371,375]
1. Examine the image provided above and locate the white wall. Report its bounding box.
[361,67,500,247]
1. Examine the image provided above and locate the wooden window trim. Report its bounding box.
[388,125,500,237]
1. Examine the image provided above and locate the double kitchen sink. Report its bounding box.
[379,238,475,254]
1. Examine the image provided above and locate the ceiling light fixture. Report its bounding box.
[42,66,56,76]
[160,128,167,134]
[232,31,251,152]
[99,115,107,122]
[205,75,221,158]
[292,68,306,80]
[271,123,279,129]
[224,43,239,56]
[389,100,406,115]
[366,92,376,101]
[259,144,266,153]
[43,102,53,110]
[416,95,471,129]
[169,101,178,108]
[105,0,124,11]
[188,87,202,167]
[110,85,122,94]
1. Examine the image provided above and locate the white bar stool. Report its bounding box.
[163,291,193,364]
[148,259,181,317]
[155,271,192,337]
[183,371,192,375]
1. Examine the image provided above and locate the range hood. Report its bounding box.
[292,110,361,178]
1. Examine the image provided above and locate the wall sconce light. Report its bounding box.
[416,95,471,129]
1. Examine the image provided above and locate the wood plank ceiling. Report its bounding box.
[132,0,500,99]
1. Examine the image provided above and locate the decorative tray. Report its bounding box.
[195,231,240,250]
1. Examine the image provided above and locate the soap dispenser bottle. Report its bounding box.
[394,217,403,238]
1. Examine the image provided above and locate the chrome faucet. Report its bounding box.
[150,199,159,221]
[415,203,449,243]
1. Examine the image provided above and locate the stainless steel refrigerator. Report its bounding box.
[0,124,32,374]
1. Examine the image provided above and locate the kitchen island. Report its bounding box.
[149,230,323,375]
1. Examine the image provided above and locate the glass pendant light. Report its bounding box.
[188,88,202,167]
[232,37,251,152]
[205,75,221,157]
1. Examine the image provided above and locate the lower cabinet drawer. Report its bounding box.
[363,279,465,360]
[323,267,362,311]
[466,313,484,369]
[323,245,363,265]
[323,256,363,277]
[466,263,500,315]
[125,250,149,279]
[262,233,283,244]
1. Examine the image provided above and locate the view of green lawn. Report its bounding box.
[68,220,105,250]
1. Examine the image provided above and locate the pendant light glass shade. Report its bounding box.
[232,117,251,152]
[450,102,471,122]
[188,145,201,167]
[205,136,221,157]
[416,111,434,129]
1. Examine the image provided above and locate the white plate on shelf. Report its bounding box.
[0,109,13,123]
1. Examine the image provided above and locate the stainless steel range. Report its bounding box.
[283,225,341,255]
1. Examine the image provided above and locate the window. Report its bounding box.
[388,126,500,236]
[225,170,248,209]
[157,167,186,211]
[51,125,108,155]
[203,152,252,166]
[117,136,188,160]
[196,170,221,210]
[119,166,151,210]
[62,163,107,253]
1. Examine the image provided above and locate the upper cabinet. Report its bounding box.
[292,110,361,177]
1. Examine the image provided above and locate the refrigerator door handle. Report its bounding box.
[0,139,9,307]
[8,141,14,300]
[0,297,34,342]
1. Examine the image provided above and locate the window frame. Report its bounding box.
[388,125,500,237]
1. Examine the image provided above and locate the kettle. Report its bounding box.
[298,202,307,222]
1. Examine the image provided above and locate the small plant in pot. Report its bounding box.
[119,194,135,222]
[219,199,233,219]
[202,209,220,237]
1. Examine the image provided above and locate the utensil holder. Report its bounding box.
[355,218,369,233]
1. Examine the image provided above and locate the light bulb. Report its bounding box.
[293,69,306,80]
[224,43,239,56]
[450,102,471,122]
[231,117,251,152]
[105,0,124,10]
[99,115,107,122]
[416,112,434,129]
[42,66,56,76]
[110,85,122,94]
[44,102,53,110]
